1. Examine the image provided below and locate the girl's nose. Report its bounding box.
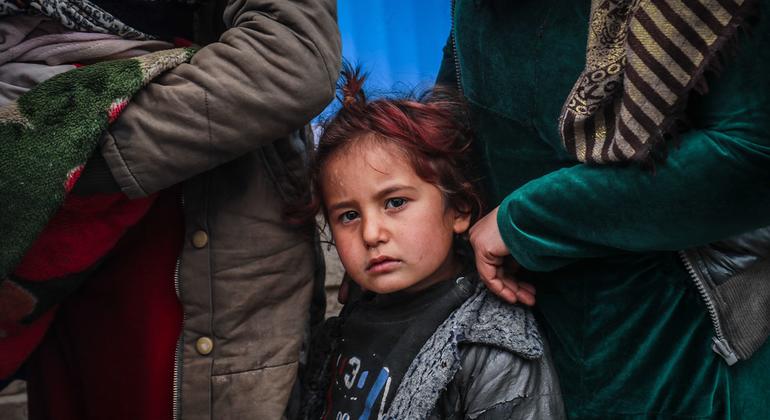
[362,215,387,248]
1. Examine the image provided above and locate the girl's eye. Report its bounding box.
[385,197,407,209]
[339,210,359,223]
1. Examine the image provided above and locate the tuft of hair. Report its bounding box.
[339,64,367,109]
[300,63,485,227]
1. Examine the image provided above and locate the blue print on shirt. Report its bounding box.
[328,354,393,420]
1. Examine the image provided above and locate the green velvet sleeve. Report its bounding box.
[498,18,770,272]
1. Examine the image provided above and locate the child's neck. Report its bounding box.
[401,257,463,295]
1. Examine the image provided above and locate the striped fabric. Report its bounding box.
[559,0,757,164]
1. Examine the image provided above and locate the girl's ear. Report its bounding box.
[452,210,472,235]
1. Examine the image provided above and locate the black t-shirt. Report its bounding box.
[325,275,475,420]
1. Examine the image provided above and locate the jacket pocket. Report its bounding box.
[711,257,770,361]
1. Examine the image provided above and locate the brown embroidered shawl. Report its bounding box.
[559,0,757,164]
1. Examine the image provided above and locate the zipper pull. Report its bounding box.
[711,337,738,366]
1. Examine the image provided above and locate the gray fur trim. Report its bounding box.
[386,286,543,420]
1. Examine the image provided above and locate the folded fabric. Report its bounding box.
[0,31,173,65]
[0,15,173,106]
[0,15,173,66]
[0,62,76,106]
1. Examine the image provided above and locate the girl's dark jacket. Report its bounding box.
[303,277,566,420]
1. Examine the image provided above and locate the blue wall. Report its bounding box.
[320,0,451,118]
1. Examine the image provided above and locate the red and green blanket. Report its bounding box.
[0,48,195,378]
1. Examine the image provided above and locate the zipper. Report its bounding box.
[678,250,738,365]
[173,191,186,420]
[450,0,463,95]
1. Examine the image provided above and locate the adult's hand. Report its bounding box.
[469,206,536,306]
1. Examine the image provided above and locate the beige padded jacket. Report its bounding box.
[98,1,341,418]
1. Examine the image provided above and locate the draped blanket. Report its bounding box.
[559,0,757,163]
[0,47,195,378]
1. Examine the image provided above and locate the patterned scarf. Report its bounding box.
[559,0,757,164]
[0,0,153,39]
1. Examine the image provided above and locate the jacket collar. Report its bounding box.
[386,280,543,419]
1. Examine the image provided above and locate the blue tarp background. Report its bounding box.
[320,0,451,118]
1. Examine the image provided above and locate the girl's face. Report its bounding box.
[322,138,471,294]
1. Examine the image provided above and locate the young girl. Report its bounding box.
[301,68,564,420]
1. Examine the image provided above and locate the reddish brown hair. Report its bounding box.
[308,64,484,225]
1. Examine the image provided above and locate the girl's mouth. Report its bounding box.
[366,256,401,273]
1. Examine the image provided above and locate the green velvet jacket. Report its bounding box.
[439,0,770,418]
